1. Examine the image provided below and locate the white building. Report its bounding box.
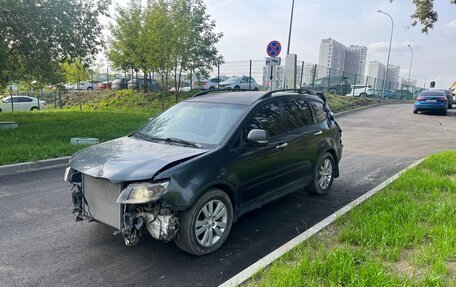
[344,45,367,84]
[317,39,367,84]
[367,61,386,89]
[317,38,346,78]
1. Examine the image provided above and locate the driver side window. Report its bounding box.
[245,102,282,139]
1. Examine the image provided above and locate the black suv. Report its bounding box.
[65,89,343,255]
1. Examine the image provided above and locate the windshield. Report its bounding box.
[136,101,248,146]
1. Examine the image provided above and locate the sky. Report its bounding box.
[112,0,456,88]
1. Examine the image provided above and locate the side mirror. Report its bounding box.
[246,129,269,147]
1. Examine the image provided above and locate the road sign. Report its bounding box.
[266,40,281,57]
[266,57,281,66]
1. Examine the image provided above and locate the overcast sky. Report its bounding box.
[113,0,456,88]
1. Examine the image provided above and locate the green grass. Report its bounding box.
[0,110,150,165]
[247,151,456,287]
[0,90,379,165]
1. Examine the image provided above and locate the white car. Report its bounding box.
[0,96,46,112]
[193,78,225,90]
[73,81,94,90]
[346,85,374,97]
[219,76,259,90]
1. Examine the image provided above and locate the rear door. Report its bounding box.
[281,99,319,186]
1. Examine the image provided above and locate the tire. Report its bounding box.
[30,107,39,111]
[442,109,447,116]
[307,152,335,195]
[448,104,452,109]
[328,89,337,95]
[87,87,93,90]
[175,188,233,255]
[359,92,367,98]
[413,110,418,114]
[253,87,259,91]
[209,86,215,90]
[233,85,240,91]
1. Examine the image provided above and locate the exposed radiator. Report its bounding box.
[83,175,122,229]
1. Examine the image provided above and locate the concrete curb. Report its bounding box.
[0,156,70,177]
[334,103,383,117]
[219,158,425,287]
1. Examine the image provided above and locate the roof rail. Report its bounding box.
[260,88,327,104]
[192,88,257,97]
[260,88,318,99]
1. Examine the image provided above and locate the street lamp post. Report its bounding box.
[407,44,414,90]
[377,10,394,99]
[286,0,295,55]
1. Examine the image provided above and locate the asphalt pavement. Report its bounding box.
[1,104,455,287]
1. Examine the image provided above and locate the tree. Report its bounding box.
[392,0,456,33]
[0,0,110,87]
[61,59,90,84]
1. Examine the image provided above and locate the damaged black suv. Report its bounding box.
[65,89,343,255]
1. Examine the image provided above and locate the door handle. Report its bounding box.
[313,131,323,136]
[275,143,288,149]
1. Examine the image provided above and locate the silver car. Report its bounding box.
[219,76,259,90]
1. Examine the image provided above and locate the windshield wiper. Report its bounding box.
[133,133,164,142]
[164,137,201,148]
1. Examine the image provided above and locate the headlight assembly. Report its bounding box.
[116,181,170,204]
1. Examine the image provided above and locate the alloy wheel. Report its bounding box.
[194,200,228,247]
[318,159,333,190]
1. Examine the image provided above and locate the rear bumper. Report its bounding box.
[414,102,446,110]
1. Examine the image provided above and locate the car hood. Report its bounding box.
[69,136,208,183]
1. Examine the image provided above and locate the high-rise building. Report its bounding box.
[344,45,367,84]
[367,61,386,89]
[317,38,346,78]
[317,39,367,84]
[386,64,400,87]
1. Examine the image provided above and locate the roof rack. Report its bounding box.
[192,88,257,97]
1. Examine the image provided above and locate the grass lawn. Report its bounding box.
[247,151,456,287]
[0,110,150,165]
[0,90,380,165]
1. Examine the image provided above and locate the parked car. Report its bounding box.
[0,95,46,112]
[375,89,396,99]
[73,81,95,90]
[430,88,453,109]
[303,76,352,95]
[65,89,343,255]
[414,90,448,115]
[219,76,259,90]
[111,78,128,90]
[346,85,374,97]
[128,78,163,91]
[193,78,225,90]
[96,81,112,90]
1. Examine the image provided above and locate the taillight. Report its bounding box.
[417,97,425,101]
[437,97,446,102]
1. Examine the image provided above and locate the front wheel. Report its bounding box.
[328,88,337,95]
[30,107,39,111]
[359,92,367,98]
[307,152,335,195]
[175,188,233,255]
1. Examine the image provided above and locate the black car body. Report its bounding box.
[65,89,343,255]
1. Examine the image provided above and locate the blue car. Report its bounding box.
[414,90,448,115]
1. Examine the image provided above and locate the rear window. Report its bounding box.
[309,101,327,122]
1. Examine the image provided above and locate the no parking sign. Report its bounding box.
[266,40,281,57]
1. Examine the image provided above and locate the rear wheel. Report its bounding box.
[30,107,39,111]
[209,86,215,90]
[307,152,335,195]
[233,85,240,91]
[175,188,233,255]
[413,110,418,114]
[253,87,259,91]
[359,92,367,98]
[328,88,337,95]
[442,109,448,116]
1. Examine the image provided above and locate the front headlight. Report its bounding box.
[116,181,170,204]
